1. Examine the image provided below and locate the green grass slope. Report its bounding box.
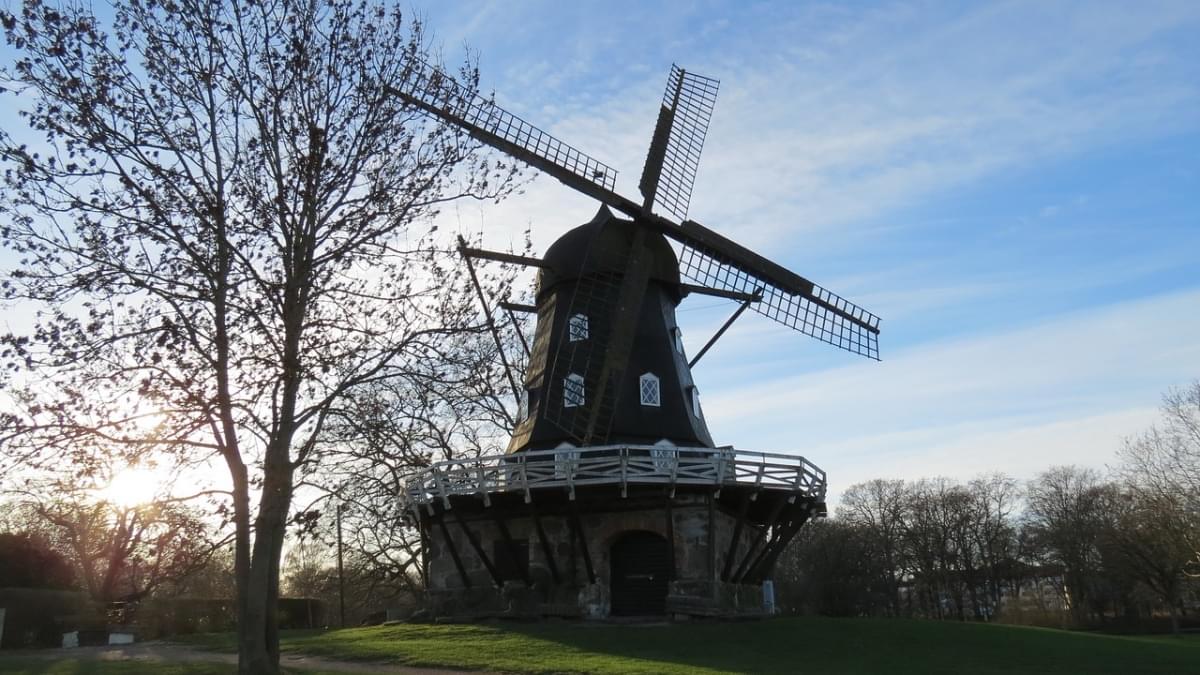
[181,617,1200,675]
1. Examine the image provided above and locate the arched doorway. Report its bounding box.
[610,530,671,616]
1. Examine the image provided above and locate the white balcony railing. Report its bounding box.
[400,444,826,512]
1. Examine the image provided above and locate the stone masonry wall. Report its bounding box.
[421,491,769,619]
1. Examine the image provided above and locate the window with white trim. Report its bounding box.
[563,373,585,408]
[652,439,675,472]
[672,327,685,355]
[639,372,661,407]
[555,441,579,479]
[689,386,702,417]
[568,313,589,342]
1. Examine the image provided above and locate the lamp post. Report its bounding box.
[336,499,346,628]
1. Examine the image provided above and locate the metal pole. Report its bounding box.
[689,287,762,368]
[336,501,346,628]
[458,236,522,404]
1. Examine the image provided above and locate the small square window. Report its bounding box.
[568,314,589,342]
[639,373,660,407]
[563,373,585,408]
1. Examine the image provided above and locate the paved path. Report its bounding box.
[4,641,488,674]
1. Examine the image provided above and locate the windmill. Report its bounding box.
[394,60,881,618]
[390,61,879,450]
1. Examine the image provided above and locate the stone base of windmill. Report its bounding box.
[414,484,816,621]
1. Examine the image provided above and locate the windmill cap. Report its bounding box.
[538,206,681,299]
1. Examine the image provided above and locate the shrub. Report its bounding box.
[0,588,94,648]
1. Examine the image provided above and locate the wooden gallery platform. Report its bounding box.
[401,444,826,619]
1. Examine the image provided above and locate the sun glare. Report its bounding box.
[99,466,164,508]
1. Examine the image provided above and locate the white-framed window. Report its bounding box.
[517,389,529,420]
[563,373,585,408]
[639,372,661,407]
[671,326,685,355]
[689,386,702,417]
[555,441,579,479]
[568,313,589,342]
[652,438,675,472]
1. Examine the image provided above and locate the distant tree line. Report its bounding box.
[776,383,1200,634]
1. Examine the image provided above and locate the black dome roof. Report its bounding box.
[538,206,680,299]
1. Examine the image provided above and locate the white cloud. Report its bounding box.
[700,286,1200,491]
[412,2,1200,504]
[435,1,1198,286]
[682,1,1200,247]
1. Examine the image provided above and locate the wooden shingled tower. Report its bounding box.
[394,62,881,619]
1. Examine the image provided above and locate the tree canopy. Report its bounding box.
[0,0,518,671]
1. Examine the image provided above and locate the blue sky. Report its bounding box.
[0,1,1195,505]
[417,0,1200,499]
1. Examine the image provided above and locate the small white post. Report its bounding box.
[762,580,776,615]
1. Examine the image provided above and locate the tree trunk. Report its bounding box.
[229,465,255,674]
[237,457,294,675]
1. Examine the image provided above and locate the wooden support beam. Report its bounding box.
[731,526,766,584]
[490,509,531,587]
[436,514,471,588]
[503,305,532,359]
[732,494,790,583]
[417,515,431,587]
[679,283,762,303]
[665,491,676,583]
[749,508,813,583]
[736,528,777,586]
[458,236,522,404]
[721,491,753,582]
[529,501,561,585]
[583,227,651,445]
[568,506,579,582]
[689,287,763,368]
[451,502,503,587]
[460,246,549,268]
[569,503,596,584]
[741,501,807,584]
[499,300,538,314]
[707,492,717,581]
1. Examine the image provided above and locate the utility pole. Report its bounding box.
[336,500,346,628]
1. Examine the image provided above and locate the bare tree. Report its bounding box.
[901,478,972,619]
[328,309,521,575]
[3,487,219,602]
[1024,466,1117,626]
[1103,491,1195,634]
[839,479,909,616]
[1117,381,1200,577]
[774,519,887,616]
[0,0,516,671]
[967,473,1021,618]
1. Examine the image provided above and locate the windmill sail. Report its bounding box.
[676,240,880,360]
[639,65,720,221]
[388,57,881,370]
[387,57,637,212]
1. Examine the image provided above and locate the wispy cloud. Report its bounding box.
[418,1,1200,492]
[701,287,1200,487]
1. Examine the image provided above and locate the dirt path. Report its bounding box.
[6,641,489,674]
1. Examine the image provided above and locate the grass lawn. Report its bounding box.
[174,617,1200,675]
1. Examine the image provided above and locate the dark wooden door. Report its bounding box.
[610,530,671,616]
